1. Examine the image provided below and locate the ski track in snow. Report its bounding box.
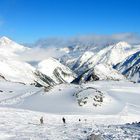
[0,89,43,105]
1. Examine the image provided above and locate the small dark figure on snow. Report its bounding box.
[40,116,44,124]
[62,117,66,124]
[79,119,81,122]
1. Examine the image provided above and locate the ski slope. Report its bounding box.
[0,80,140,139]
[0,81,42,105]
[0,107,139,140]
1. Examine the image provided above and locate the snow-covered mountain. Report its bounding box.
[59,43,98,68]
[72,42,139,75]
[72,51,94,73]
[0,36,78,85]
[0,58,57,87]
[0,37,56,87]
[0,59,35,84]
[114,50,140,82]
[37,57,77,84]
[0,36,140,85]
[0,37,32,84]
[0,36,28,52]
[72,64,125,83]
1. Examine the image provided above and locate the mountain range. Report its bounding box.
[0,37,77,87]
[0,36,140,85]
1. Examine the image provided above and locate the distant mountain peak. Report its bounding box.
[0,36,13,45]
[115,41,131,48]
[0,36,28,52]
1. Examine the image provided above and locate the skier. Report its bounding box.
[62,117,66,124]
[40,116,44,124]
[79,118,81,122]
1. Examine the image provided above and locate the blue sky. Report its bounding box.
[0,0,140,43]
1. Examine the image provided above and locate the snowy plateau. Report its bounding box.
[0,36,140,140]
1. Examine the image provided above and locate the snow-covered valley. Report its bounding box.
[1,80,140,115]
[0,80,140,139]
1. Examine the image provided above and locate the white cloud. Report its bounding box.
[19,33,140,64]
[31,33,140,48]
[67,33,140,45]
[19,47,65,63]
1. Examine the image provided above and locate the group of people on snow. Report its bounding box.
[39,117,85,125]
[39,117,101,140]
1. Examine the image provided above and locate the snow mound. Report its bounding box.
[74,87,105,107]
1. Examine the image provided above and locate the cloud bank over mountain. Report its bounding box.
[29,33,140,48]
[19,47,65,62]
[19,33,140,63]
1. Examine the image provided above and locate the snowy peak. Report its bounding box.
[114,41,131,49]
[0,36,13,45]
[72,51,94,73]
[78,51,94,62]
[0,36,27,52]
[59,47,70,53]
[73,41,139,75]
[37,57,77,84]
[38,57,65,77]
[103,41,133,65]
